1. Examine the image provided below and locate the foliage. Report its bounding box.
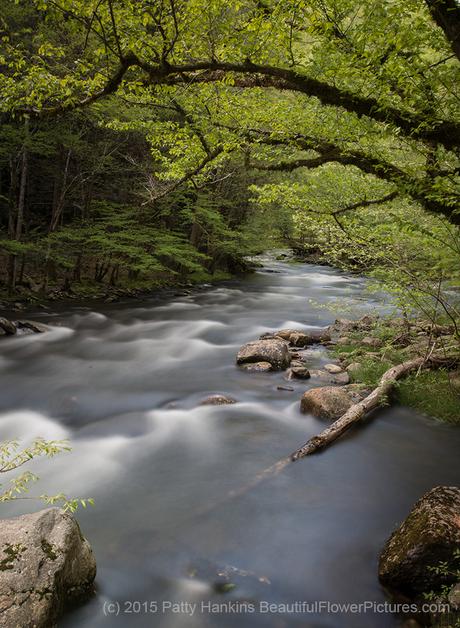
[0,0,458,316]
[0,439,93,513]
[397,371,460,425]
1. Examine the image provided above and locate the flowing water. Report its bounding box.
[0,255,458,627]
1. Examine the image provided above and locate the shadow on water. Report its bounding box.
[0,253,458,627]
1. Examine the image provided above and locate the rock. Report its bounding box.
[309,370,350,385]
[300,386,353,419]
[237,339,291,370]
[335,373,351,384]
[359,314,377,329]
[15,320,50,334]
[268,328,299,340]
[300,329,331,345]
[0,317,16,336]
[200,395,237,405]
[240,361,272,372]
[361,336,382,348]
[337,336,351,345]
[277,385,294,392]
[290,359,305,368]
[323,363,343,374]
[265,328,331,346]
[331,318,357,333]
[331,315,377,334]
[346,362,362,376]
[0,508,96,628]
[287,366,311,380]
[378,486,460,597]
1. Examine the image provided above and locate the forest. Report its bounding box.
[0,0,458,306]
[0,1,460,628]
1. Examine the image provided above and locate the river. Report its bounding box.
[0,254,458,627]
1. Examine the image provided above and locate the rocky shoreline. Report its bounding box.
[233,313,460,626]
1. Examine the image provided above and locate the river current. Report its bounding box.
[0,254,458,627]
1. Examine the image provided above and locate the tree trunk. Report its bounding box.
[425,0,460,63]
[49,147,71,232]
[8,122,29,291]
[291,355,459,460]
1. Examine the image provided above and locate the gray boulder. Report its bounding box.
[237,339,291,370]
[379,486,460,597]
[0,508,96,628]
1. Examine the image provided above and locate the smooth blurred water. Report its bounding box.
[0,254,458,627]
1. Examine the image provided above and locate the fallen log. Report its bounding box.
[182,353,458,528]
[291,355,458,460]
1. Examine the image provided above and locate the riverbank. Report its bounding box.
[0,267,254,312]
[330,315,460,424]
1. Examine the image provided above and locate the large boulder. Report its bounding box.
[0,508,96,628]
[237,338,291,370]
[300,386,353,419]
[379,486,460,597]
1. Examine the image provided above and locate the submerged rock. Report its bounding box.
[0,318,50,337]
[300,386,353,419]
[0,317,16,336]
[15,320,50,334]
[237,338,291,370]
[200,395,237,406]
[0,508,96,628]
[378,486,460,597]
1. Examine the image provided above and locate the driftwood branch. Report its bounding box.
[291,355,458,460]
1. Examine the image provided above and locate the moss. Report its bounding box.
[349,359,393,387]
[41,539,59,561]
[0,543,25,571]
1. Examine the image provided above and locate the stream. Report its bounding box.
[0,254,458,627]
